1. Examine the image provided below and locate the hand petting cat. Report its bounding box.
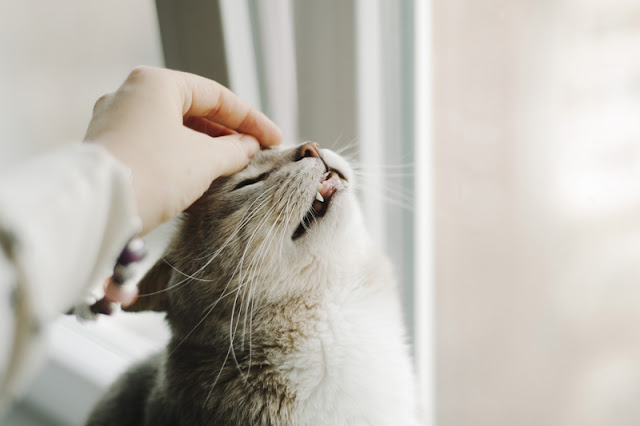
[83,66,282,307]
[84,66,283,236]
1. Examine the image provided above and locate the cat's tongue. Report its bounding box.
[318,173,343,199]
[312,171,344,213]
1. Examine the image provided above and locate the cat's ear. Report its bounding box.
[124,258,171,312]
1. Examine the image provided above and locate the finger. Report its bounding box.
[177,71,282,147]
[184,129,260,178]
[184,116,236,138]
[104,279,139,307]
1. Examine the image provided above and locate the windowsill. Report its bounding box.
[20,313,170,426]
[19,221,174,426]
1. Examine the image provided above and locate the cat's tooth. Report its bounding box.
[316,191,325,202]
[317,183,324,192]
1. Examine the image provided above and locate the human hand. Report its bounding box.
[84,66,282,235]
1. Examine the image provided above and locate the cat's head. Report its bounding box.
[127,143,368,335]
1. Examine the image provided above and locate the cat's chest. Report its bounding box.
[274,282,406,392]
[272,284,416,421]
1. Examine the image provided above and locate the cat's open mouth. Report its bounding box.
[292,169,345,240]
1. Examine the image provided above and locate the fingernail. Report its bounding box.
[239,135,260,158]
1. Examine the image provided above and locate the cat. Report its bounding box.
[85,142,418,425]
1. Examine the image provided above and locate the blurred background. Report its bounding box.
[1,0,640,425]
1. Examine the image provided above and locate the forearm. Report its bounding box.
[0,143,140,409]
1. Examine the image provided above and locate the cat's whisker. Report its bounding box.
[351,168,416,193]
[359,190,415,212]
[240,202,287,336]
[160,258,214,282]
[351,168,414,177]
[239,263,263,371]
[228,283,249,385]
[360,185,414,203]
[349,164,414,193]
[184,186,278,277]
[233,217,274,344]
[138,254,233,297]
[243,190,297,375]
[351,163,414,170]
[349,162,414,173]
[204,239,277,400]
[328,132,345,151]
[379,197,414,212]
[332,137,359,157]
[168,197,279,359]
[235,201,279,288]
[229,278,260,385]
[357,180,415,202]
[241,205,286,350]
[278,192,297,257]
[352,172,415,180]
[168,263,248,357]
[203,340,233,408]
[143,187,279,298]
[192,186,278,262]
[227,201,283,384]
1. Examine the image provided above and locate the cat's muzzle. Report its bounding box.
[292,169,346,240]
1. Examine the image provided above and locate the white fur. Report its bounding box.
[274,149,419,425]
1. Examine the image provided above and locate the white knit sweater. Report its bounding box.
[0,143,140,411]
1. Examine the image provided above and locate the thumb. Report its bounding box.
[186,130,260,179]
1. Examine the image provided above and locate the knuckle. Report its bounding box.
[206,91,225,119]
[237,112,257,134]
[92,93,111,113]
[127,65,162,83]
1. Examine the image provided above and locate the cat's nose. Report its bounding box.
[296,142,322,161]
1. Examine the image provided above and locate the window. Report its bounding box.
[3,1,433,424]
[9,0,639,425]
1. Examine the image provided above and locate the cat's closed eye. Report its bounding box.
[232,172,270,191]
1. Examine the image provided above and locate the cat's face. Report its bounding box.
[130,143,366,331]
[205,142,356,255]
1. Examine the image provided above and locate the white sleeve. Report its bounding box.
[0,143,141,410]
